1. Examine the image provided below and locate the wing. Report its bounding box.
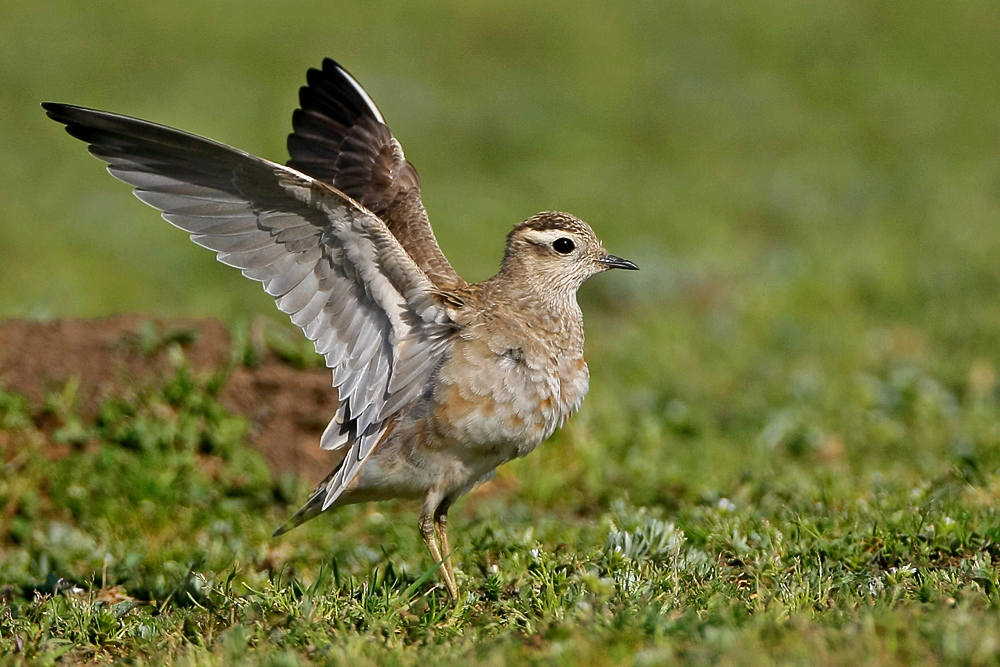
[43,102,458,509]
[287,58,467,291]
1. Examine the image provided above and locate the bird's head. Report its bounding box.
[501,212,638,294]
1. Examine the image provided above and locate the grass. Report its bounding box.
[4,0,1000,664]
[3,352,1000,665]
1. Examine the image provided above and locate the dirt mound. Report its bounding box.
[0,315,340,484]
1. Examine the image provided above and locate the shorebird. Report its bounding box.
[44,58,637,598]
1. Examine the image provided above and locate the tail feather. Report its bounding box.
[272,459,346,537]
[272,415,397,537]
[272,495,326,536]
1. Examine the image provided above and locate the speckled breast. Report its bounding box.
[429,333,590,460]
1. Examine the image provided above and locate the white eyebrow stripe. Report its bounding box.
[336,64,386,124]
[524,229,575,245]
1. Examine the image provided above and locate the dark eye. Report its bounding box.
[552,237,575,254]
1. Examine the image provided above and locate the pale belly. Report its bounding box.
[429,340,590,465]
[340,338,591,505]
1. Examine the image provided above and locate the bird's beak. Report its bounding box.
[598,254,639,271]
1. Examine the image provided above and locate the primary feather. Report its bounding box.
[287,58,466,291]
[42,102,457,510]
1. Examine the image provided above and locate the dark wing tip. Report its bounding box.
[41,102,117,145]
[321,57,345,73]
[298,58,385,125]
[42,101,83,124]
[42,102,132,134]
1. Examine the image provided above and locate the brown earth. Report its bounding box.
[0,315,341,484]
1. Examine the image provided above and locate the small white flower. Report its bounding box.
[717,498,736,513]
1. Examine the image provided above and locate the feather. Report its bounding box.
[43,101,459,512]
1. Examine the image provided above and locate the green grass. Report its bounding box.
[3,353,1000,665]
[4,0,1000,664]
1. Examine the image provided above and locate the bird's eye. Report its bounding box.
[552,238,575,254]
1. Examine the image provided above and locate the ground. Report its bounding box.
[0,315,340,484]
[3,315,1000,666]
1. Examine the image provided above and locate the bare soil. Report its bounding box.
[0,315,341,484]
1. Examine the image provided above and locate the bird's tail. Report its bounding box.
[272,460,346,537]
[272,497,325,537]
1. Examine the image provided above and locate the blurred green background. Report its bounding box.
[3,1,1000,483]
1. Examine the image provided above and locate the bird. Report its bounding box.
[43,58,638,599]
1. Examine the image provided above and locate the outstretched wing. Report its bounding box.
[44,103,457,510]
[287,58,467,291]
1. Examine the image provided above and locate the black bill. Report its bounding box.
[599,254,639,270]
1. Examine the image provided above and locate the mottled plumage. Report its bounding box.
[43,58,637,598]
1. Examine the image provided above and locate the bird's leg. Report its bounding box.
[419,499,458,599]
[434,499,458,598]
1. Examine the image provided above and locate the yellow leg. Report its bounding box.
[435,507,458,598]
[420,511,458,599]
